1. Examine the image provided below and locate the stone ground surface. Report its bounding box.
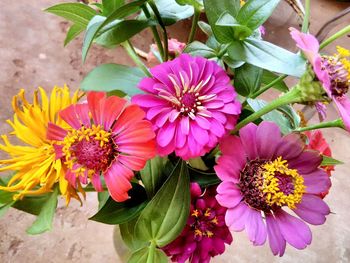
[0,0,349,262]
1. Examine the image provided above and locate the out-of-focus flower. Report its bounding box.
[47,92,156,202]
[162,183,233,263]
[147,38,186,63]
[132,54,241,160]
[305,130,334,198]
[215,121,331,256]
[290,28,350,131]
[0,86,83,204]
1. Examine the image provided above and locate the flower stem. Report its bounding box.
[253,74,288,99]
[148,0,169,61]
[320,24,350,50]
[147,241,157,263]
[122,41,151,77]
[233,88,302,133]
[188,8,200,44]
[301,0,310,33]
[294,119,344,132]
[142,4,165,62]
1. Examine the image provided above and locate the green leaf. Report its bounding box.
[128,246,168,263]
[277,105,301,129]
[234,63,263,97]
[26,187,59,235]
[176,0,203,9]
[95,19,157,48]
[0,201,15,218]
[140,0,194,26]
[321,156,344,166]
[82,0,148,61]
[81,63,145,96]
[223,56,245,69]
[215,12,253,41]
[236,0,280,30]
[102,0,125,16]
[247,98,292,134]
[228,38,306,77]
[184,41,217,58]
[261,70,289,92]
[64,24,84,46]
[134,160,190,247]
[97,191,110,210]
[140,157,168,199]
[198,21,213,36]
[90,184,147,225]
[188,167,220,187]
[203,0,240,43]
[120,219,148,251]
[12,194,51,216]
[45,3,96,28]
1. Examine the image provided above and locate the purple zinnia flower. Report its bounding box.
[215,121,331,256]
[132,54,241,160]
[290,28,350,131]
[162,183,233,263]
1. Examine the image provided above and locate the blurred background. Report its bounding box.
[0,0,349,262]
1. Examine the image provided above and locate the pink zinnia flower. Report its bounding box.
[132,54,241,160]
[47,92,156,202]
[215,121,331,256]
[305,130,334,198]
[162,183,233,263]
[290,28,350,131]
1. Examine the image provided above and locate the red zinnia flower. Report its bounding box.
[47,92,156,202]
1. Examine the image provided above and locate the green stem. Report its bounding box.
[142,5,165,62]
[149,0,169,61]
[233,88,302,133]
[122,41,151,77]
[294,119,344,132]
[301,0,310,33]
[188,8,200,44]
[147,241,157,263]
[320,25,350,50]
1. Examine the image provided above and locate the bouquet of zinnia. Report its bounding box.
[1,0,349,262]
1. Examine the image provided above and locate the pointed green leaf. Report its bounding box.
[140,157,168,199]
[90,184,147,225]
[184,41,217,58]
[81,63,145,96]
[215,12,252,41]
[26,187,59,235]
[134,160,190,247]
[228,38,306,77]
[128,246,168,263]
[45,3,96,28]
[261,70,289,92]
[234,63,263,97]
[120,218,148,251]
[102,0,125,15]
[321,156,343,166]
[236,0,280,30]
[64,24,84,46]
[0,201,15,218]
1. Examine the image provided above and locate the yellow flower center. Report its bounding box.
[261,157,305,209]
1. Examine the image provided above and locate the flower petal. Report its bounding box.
[294,194,330,225]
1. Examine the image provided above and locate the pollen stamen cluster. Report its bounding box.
[61,125,116,177]
[191,208,218,239]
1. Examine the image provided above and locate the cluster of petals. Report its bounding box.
[163,183,232,263]
[47,92,156,202]
[132,54,241,160]
[215,121,331,256]
[290,28,350,131]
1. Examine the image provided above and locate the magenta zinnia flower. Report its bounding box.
[290,28,350,131]
[47,92,156,202]
[215,121,331,256]
[132,54,241,160]
[162,183,233,263]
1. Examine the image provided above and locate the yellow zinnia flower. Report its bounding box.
[0,86,85,204]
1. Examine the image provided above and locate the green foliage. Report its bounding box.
[120,218,148,251]
[64,24,84,46]
[26,187,59,235]
[134,160,190,247]
[0,201,15,218]
[236,0,280,30]
[215,12,253,41]
[176,0,203,9]
[261,70,289,93]
[184,41,217,58]
[90,184,147,225]
[234,63,263,97]
[128,246,168,263]
[102,0,125,16]
[81,64,145,96]
[321,156,344,166]
[140,157,168,199]
[228,38,306,77]
[188,167,220,187]
[247,98,294,134]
